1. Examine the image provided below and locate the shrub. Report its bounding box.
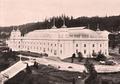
[96,53,107,61]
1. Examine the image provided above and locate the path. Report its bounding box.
[18,55,120,73]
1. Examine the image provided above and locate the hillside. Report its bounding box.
[0,15,120,39]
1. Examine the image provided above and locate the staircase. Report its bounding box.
[0,61,33,83]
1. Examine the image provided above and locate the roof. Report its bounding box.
[23,27,109,39]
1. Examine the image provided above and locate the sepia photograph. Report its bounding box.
[0,0,120,84]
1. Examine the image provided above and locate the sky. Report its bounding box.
[0,0,120,26]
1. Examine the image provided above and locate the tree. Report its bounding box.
[78,52,83,62]
[84,59,98,84]
[96,52,107,61]
[26,63,32,74]
[71,53,76,63]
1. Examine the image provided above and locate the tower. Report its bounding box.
[96,24,100,31]
[87,24,90,29]
[61,16,67,28]
[10,27,16,39]
[16,28,21,37]
[52,17,57,29]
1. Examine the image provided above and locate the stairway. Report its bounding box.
[0,61,32,83]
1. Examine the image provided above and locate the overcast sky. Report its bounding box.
[0,0,120,26]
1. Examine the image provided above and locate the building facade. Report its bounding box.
[7,26,109,59]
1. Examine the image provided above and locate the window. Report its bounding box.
[51,44,53,46]
[93,44,95,47]
[84,50,86,54]
[55,44,56,46]
[54,50,57,55]
[43,48,45,52]
[60,50,62,54]
[76,44,78,47]
[18,45,20,48]
[51,49,52,53]
[92,50,95,54]
[84,44,86,47]
[105,49,107,55]
[27,47,29,50]
[60,44,62,47]
[100,44,102,47]
[76,49,78,53]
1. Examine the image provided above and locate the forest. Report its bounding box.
[0,15,120,39]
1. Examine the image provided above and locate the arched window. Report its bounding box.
[93,44,95,47]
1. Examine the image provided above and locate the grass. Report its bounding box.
[63,57,101,65]
[0,51,20,71]
[5,64,82,84]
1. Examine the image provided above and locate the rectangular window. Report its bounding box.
[60,50,62,54]
[54,50,57,55]
[43,48,45,52]
[84,44,86,47]
[60,44,62,47]
[76,44,78,47]
[92,50,95,54]
[84,50,86,54]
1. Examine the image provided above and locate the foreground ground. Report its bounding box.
[4,63,120,84]
[1,48,120,84]
[5,64,82,84]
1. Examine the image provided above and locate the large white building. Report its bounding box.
[7,25,109,59]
